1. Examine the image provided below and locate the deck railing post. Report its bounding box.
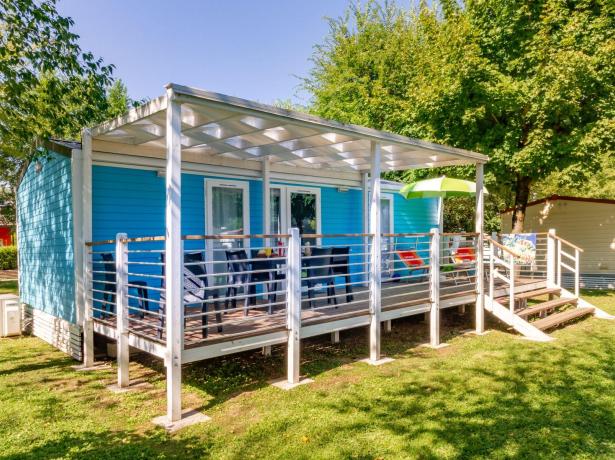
[474,163,485,334]
[557,239,562,287]
[82,129,94,367]
[368,142,382,363]
[287,228,301,385]
[83,244,94,367]
[488,240,495,301]
[508,253,515,319]
[547,228,556,287]
[429,227,441,347]
[165,87,183,423]
[574,248,580,297]
[116,233,129,388]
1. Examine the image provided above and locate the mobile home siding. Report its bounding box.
[17,151,82,359]
[501,199,615,276]
[18,151,76,323]
[92,165,439,240]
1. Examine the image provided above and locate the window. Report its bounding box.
[205,179,250,272]
[269,185,321,242]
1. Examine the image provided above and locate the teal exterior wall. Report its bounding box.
[17,151,76,324]
[91,165,438,241]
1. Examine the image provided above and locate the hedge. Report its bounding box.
[0,246,17,270]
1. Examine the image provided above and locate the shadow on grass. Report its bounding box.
[1,429,213,460]
[178,306,491,411]
[314,331,615,458]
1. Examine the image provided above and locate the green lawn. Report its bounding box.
[0,280,18,295]
[1,290,614,459]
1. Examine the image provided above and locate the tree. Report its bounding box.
[305,0,614,232]
[0,0,115,222]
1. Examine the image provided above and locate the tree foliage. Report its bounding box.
[0,0,120,223]
[305,0,615,232]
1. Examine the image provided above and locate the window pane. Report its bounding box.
[212,186,244,235]
[381,198,391,234]
[291,192,317,234]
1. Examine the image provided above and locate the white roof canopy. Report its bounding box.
[90,83,488,173]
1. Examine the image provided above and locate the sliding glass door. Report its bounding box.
[269,186,320,242]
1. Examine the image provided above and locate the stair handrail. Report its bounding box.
[485,236,523,259]
[551,234,584,253]
[486,237,518,318]
[548,231,582,297]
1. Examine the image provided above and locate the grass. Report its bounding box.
[1,290,614,459]
[0,280,18,295]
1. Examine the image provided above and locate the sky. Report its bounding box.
[55,0,379,106]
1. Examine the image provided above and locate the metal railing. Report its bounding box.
[552,232,582,297]
[85,229,483,349]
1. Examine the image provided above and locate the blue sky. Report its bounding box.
[56,0,380,105]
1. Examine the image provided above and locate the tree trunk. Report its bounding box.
[511,176,532,233]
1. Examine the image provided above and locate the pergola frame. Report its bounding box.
[80,83,488,425]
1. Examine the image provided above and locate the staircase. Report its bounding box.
[484,232,613,342]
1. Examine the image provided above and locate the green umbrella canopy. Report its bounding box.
[399,176,489,199]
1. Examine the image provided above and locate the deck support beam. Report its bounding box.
[474,163,485,334]
[429,228,441,347]
[164,87,183,422]
[368,142,382,363]
[116,233,129,387]
[81,129,94,367]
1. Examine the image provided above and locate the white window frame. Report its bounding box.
[381,193,395,235]
[270,184,322,236]
[205,179,251,264]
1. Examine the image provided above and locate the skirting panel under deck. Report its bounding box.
[22,304,83,361]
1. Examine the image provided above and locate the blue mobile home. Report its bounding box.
[17,84,493,425]
[18,140,438,359]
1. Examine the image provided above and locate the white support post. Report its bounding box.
[547,228,556,287]
[557,239,562,287]
[82,130,94,367]
[362,172,369,286]
[116,233,129,388]
[489,240,495,301]
[262,158,271,242]
[384,320,392,333]
[429,228,441,348]
[368,142,382,363]
[287,228,301,385]
[574,249,580,297]
[164,87,183,422]
[262,158,272,357]
[438,197,444,233]
[509,253,516,318]
[331,330,340,344]
[474,163,485,334]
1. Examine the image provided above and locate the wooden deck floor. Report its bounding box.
[93,277,544,348]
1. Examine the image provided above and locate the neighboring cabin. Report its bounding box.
[501,195,615,289]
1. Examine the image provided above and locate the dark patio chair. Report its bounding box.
[302,247,337,309]
[98,253,149,318]
[331,246,353,303]
[159,252,222,339]
[224,249,253,316]
[250,249,281,314]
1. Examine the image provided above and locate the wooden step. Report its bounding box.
[516,297,577,318]
[532,307,594,331]
[515,287,561,301]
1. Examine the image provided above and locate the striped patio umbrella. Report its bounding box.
[399,176,488,231]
